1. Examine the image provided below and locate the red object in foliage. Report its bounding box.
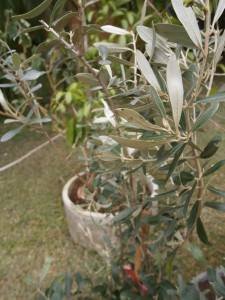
[123,264,149,296]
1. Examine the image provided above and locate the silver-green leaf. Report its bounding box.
[110,135,174,150]
[12,0,53,20]
[166,55,184,130]
[136,50,160,91]
[212,0,225,27]
[116,108,166,131]
[101,25,130,35]
[191,103,219,132]
[171,0,202,49]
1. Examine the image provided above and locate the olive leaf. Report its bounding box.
[12,53,21,71]
[167,55,184,130]
[204,202,225,212]
[196,92,225,104]
[1,126,25,142]
[212,0,225,27]
[12,0,53,20]
[50,0,67,24]
[203,159,225,177]
[110,135,174,150]
[149,87,167,119]
[116,108,166,131]
[171,0,202,49]
[136,50,160,91]
[155,24,197,49]
[191,103,219,132]
[187,200,200,233]
[101,25,130,35]
[214,30,225,65]
[207,186,225,198]
[196,217,211,245]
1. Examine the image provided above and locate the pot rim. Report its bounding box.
[62,175,113,219]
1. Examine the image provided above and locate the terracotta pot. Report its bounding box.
[62,175,116,251]
[192,270,225,300]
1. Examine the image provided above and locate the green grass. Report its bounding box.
[0,126,102,299]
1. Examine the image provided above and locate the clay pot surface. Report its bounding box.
[62,175,116,251]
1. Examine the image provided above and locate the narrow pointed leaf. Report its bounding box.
[116,108,166,131]
[113,206,139,222]
[94,42,131,53]
[203,159,225,177]
[136,50,160,91]
[191,103,219,132]
[110,135,174,150]
[196,92,225,104]
[50,0,66,24]
[212,0,225,27]
[166,143,186,181]
[171,0,202,49]
[149,87,167,119]
[13,26,44,41]
[167,55,184,130]
[207,186,225,198]
[21,70,45,81]
[137,26,172,53]
[187,200,200,233]
[12,0,53,20]
[197,217,211,245]
[214,30,225,65]
[182,181,197,215]
[153,143,186,167]
[155,24,197,48]
[35,39,60,54]
[1,126,24,142]
[53,12,78,31]
[101,25,130,35]
[204,202,225,212]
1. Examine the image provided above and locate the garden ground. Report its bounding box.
[0,116,225,299]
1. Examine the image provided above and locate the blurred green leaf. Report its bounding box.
[196,91,225,104]
[149,86,167,119]
[207,186,225,198]
[116,108,166,131]
[38,256,52,286]
[12,53,21,70]
[187,200,200,233]
[166,144,186,182]
[191,103,219,132]
[200,136,223,159]
[35,39,60,54]
[12,0,53,20]
[204,201,225,212]
[53,12,78,31]
[50,0,66,24]
[1,126,24,142]
[112,206,139,222]
[155,24,196,48]
[153,143,186,167]
[188,243,205,263]
[203,159,225,177]
[110,135,174,150]
[182,182,197,215]
[197,217,211,245]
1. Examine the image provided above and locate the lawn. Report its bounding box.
[0,126,101,299]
